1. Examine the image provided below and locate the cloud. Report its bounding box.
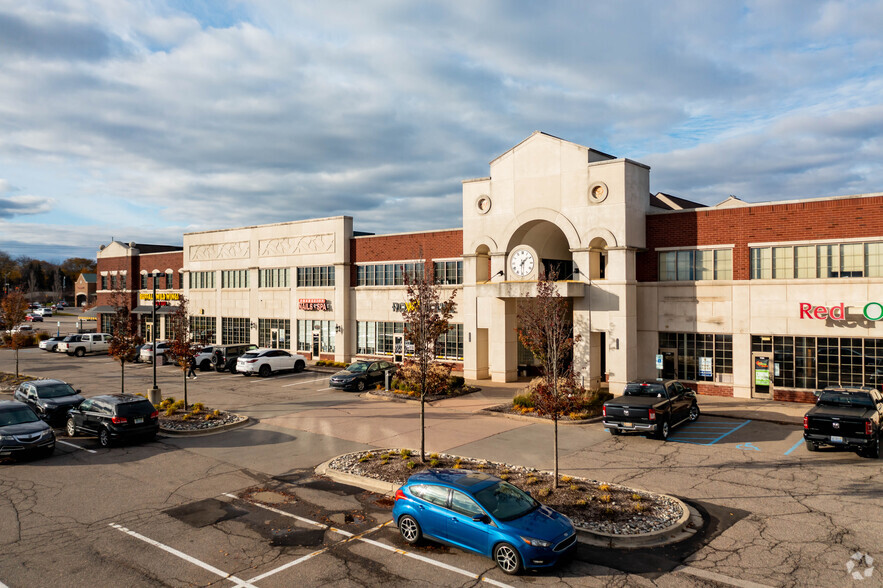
[0,195,54,218]
[0,1,882,259]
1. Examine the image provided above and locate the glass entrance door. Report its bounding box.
[659,348,677,380]
[393,334,404,363]
[752,353,772,397]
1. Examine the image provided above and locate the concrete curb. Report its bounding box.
[479,405,603,426]
[158,415,251,437]
[315,451,697,549]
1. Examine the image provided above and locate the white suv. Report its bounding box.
[236,349,307,377]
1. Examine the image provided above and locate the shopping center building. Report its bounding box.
[93,132,883,402]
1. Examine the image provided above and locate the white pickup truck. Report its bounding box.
[57,333,112,357]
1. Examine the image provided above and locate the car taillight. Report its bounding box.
[602,405,606,417]
[804,416,809,429]
[111,416,127,424]
[150,411,158,419]
[394,489,407,501]
[245,359,258,363]
[648,408,656,421]
[866,421,873,436]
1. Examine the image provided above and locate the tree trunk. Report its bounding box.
[183,369,188,409]
[120,360,125,394]
[15,349,19,378]
[553,416,559,488]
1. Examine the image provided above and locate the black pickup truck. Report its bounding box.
[602,379,700,440]
[804,387,882,458]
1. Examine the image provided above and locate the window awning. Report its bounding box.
[131,305,178,315]
[82,305,115,317]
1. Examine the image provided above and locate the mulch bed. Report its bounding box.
[367,384,481,403]
[154,398,246,432]
[484,403,603,421]
[329,450,683,535]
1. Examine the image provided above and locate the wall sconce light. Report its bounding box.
[335,324,343,333]
[250,321,257,330]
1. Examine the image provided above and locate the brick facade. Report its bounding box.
[95,250,184,308]
[638,195,883,282]
[350,229,463,283]
[694,383,734,398]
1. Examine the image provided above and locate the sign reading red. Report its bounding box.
[799,302,845,320]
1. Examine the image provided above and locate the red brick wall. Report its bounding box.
[694,383,734,398]
[638,195,883,281]
[95,251,183,308]
[350,230,463,283]
[773,388,817,403]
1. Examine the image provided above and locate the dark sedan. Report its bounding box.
[0,401,56,459]
[67,394,159,447]
[329,360,396,392]
[14,379,84,426]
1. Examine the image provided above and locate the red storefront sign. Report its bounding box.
[299,298,329,311]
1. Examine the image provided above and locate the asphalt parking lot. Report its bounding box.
[2,344,882,587]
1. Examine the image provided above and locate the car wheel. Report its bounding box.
[805,440,818,452]
[494,542,523,575]
[655,420,670,441]
[294,360,305,373]
[66,417,77,437]
[398,515,422,545]
[98,428,111,448]
[199,360,211,372]
[259,364,271,378]
[609,428,621,436]
[75,347,85,357]
[688,404,700,422]
[356,379,366,392]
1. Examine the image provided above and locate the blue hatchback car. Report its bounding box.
[392,469,577,574]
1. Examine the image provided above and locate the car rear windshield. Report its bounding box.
[473,481,539,522]
[115,400,157,417]
[240,352,259,359]
[37,383,77,399]
[624,383,666,397]
[817,391,875,408]
[346,363,369,373]
[0,406,40,426]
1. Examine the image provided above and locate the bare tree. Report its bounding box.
[107,288,143,394]
[1,290,30,377]
[401,266,457,462]
[168,297,197,409]
[516,272,582,487]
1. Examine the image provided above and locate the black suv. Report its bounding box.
[210,344,258,373]
[0,401,56,459]
[66,394,159,447]
[13,379,84,426]
[329,360,397,391]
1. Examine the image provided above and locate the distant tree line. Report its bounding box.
[0,249,95,300]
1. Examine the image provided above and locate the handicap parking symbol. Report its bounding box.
[736,442,761,451]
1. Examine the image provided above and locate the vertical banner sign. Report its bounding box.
[655,354,664,370]
[754,357,770,386]
[699,356,713,378]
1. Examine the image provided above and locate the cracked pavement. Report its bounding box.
[1,347,882,587]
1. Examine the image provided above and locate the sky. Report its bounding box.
[1,1,882,262]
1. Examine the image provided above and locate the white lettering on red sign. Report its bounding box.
[299,298,329,311]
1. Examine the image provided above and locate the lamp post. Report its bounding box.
[148,271,161,403]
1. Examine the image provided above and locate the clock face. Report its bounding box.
[510,249,535,277]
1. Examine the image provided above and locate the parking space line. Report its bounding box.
[57,439,97,454]
[108,523,257,588]
[246,521,389,583]
[282,376,332,388]
[222,493,339,531]
[784,438,805,456]
[0,578,9,588]
[706,420,752,444]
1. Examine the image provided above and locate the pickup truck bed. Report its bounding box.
[602,380,700,441]
[804,388,882,458]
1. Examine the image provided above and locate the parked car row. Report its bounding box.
[2,377,159,459]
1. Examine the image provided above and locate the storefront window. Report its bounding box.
[189,316,216,344]
[752,336,883,390]
[221,317,249,344]
[659,333,732,382]
[356,321,463,360]
[296,320,336,353]
[258,318,291,348]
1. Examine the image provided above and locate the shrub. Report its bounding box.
[192,402,205,412]
[406,461,417,470]
[212,409,221,417]
[526,476,539,485]
[204,413,213,421]
[634,503,646,514]
[182,414,191,421]
[380,453,390,460]
[538,488,551,498]
[171,400,186,410]
[598,483,610,492]
[570,484,580,492]
[449,375,465,389]
[400,449,412,459]
[576,498,587,506]
[429,459,439,467]
[393,360,454,396]
[560,475,573,483]
[452,462,462,469]
[500,474,510,481]
[37,332,51,341]
[599,494,612,503]
[603,507,615,517]
[512,394,535,409]
[165,406,176,417]
[429,453,439,460]
[631,493,643,502]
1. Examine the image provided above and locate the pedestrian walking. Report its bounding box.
[187,356,197,379]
